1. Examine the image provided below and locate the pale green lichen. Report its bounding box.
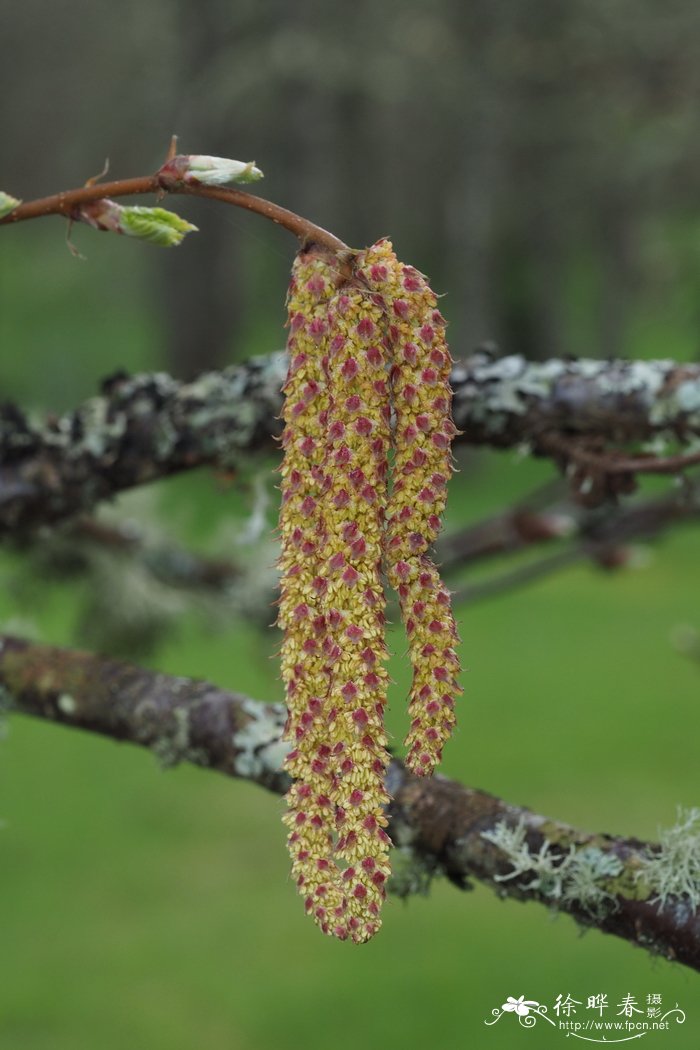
[482,819,622,916]
[482,818,573,898]
[674,381,700,414]
[149,705,208,769]
[649,376,700,427]
[387,845,438,899]
[455,353,700,438]
[66,396,127,457]
[561,846,623,916]
[231,698,289,781]
[57,693,77,715]
[636,808,700,911]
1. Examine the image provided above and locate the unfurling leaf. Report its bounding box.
[73,199,197,247]
[0,191,21,218]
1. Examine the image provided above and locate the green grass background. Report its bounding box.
[1,228,699,1049]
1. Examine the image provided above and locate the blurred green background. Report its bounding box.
[1,2,700,1048]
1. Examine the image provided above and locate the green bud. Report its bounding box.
[0,191,21,218]
[185,156,263,186]
[158,154,263,188]
[118,205,198,246]
[74,199,197,247]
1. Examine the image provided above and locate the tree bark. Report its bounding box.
[1,350,698,535]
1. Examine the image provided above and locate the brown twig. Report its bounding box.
[2,633,699,970]
[435,483,571,570]
[439,484,698,568]
[541,432,700,475]
[71,516,242,589]
[447,486,699,603]
[0,170,349,253]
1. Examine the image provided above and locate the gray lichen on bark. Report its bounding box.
[1,350,699,535]
[0,352,288,534]
[451,352,700,445]
[231,697,289,785]
[481,818,623,917]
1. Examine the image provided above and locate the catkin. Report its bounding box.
[359,239,461,776]
[278,241,461,942]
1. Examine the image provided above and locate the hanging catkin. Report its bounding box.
[361,240,461,776]
[279,241,461,941]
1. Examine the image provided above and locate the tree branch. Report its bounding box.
[2,351,699,535]
[0,171,348,253]
[443,486,700,603]
[67,515,243,591]
[0,353,287,535]
[540,432,700,475]
[2,633,699,970]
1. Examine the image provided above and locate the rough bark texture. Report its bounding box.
[1,351,699,535]
[450,353,700,448]
[0,353,287,536]
[2,633,699,971]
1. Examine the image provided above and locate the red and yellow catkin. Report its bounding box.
[360,240,461,776]
[278,247,348,937]
[278,240,461,942]
[320,261,394,942]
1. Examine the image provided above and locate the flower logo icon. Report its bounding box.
[501,996,539,1017]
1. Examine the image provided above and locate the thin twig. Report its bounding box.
[0,172,349,253]
[541,433,700,475]
[440,483,698,568]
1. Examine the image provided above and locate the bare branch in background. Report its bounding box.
[442,484,700,604]
[4,505,277,658]
[6,478,697,658]
[67,516,243,591]
[454,547,587,604]
[2,633,699,971]
[435,479,573,569]
[1,351,699,536]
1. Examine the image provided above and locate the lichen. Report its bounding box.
[635,808,700,911]
[482,819,623,916]
[450,352,700,442]
[134,699,208,769]
[560,846,623,916]
[231,697,289,781]
[482,818,573,898]
[57,693,77,715]
[387,845,438,899]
